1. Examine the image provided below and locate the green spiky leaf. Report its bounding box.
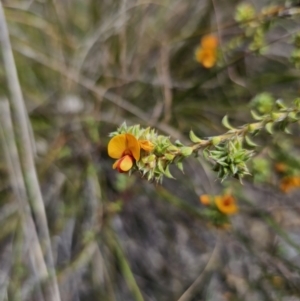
[222,115,235,130]
[244,135,258,147]
[251,110,264,121]
[164,165,175,179]
[189,130,203,143]
[265,122,273,134]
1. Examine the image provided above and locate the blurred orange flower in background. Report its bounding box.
[280,176,300,193]
[195,35,218,68]
[199,194,211,205]
[200,193,238,215]
[215,195,238,215]
[274,162,288,173]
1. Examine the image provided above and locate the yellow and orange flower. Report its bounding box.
[215,195,238,215]
[200,193,238,215]
[280,176,300,193]
[108,133,140,173]
[108,133,154,173]
[195,35,218,68]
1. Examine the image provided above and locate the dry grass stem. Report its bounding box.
[159,41,173,123]
[0,3,61,300]
[0,99,49,300]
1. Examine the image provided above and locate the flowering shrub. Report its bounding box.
[108,99,300,184]
[108,99,300,227]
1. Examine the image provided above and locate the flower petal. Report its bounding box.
[112,159,121,169]
[125,134,140,161]
[119,155,133,172]
[108,134,127,159]
[201,35,218,49]
[139,140,154,152]
[195,48,217,68]
[202,56,216,68]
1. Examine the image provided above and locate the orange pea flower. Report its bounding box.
[215,195,238,215]
[108,134,140,173]
[280,176,300,193]
[195,35,218,68]
[199,194,211,205]
[201,35,218,49]
[274,162,288,173]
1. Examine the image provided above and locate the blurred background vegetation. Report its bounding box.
[1,0,300,300]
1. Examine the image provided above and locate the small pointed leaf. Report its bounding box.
[275,99,286,110]
[265,122,273,134]
[157,160,165,173]
[251,110,264,121]
[175,140,184,146]
[189,130,203,143]
[164,165,175,179]
[176,161,184,173]
[203,149,209,160]
[222,115,235,130]
[244,135,258,147]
